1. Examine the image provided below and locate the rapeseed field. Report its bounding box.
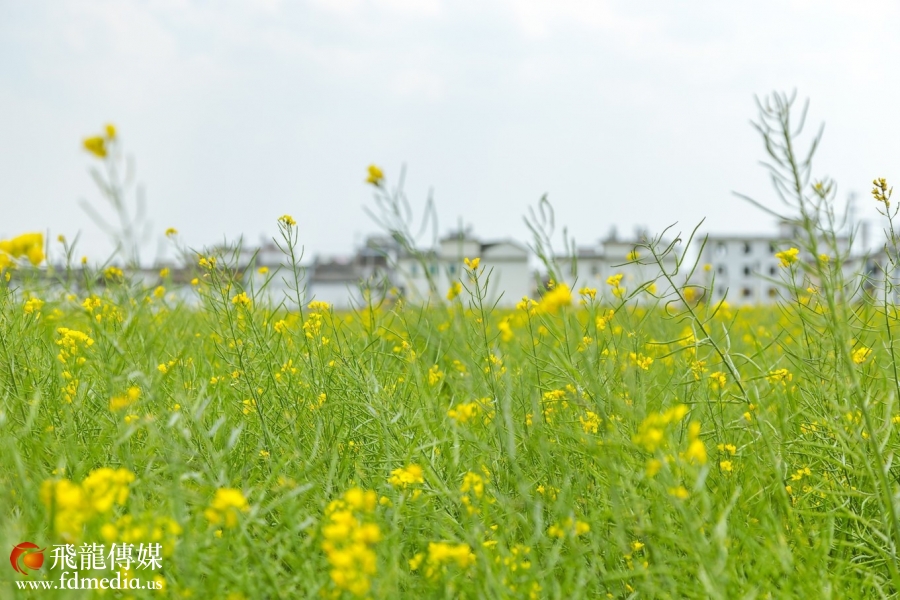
[3,95,900,598]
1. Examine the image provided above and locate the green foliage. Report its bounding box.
[1,93,899,598]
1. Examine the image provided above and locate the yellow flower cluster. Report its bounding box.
[497,318,513,341]
[321,488,381,597]
[851,346,872,365]
[775,247,800,267]
[536,484,560,501]
[109,386,141,412]
[632,405,689,453]
[460,471,487,515]
[231,292,252,308]
[83,124,116,158]
[278,214,297,226]
[447,401,481,424]
[682,422,707,465]
[388,464,424,488]
[547,517,590,538]
[709,371,727,390]
[629,352,653,371]
[204,488,249,528]
[101,514,182,557]
[596,309,615,331]
[56,327,94,364]
[308,300,331,312]
[409,542,476,579]
[446,281,463,301]
[536,283,572,314]
[427,364,444,386]
[516,296,537,313]
[365,165,384,186]
[872,177,892,209]
[539,389,569,424]
[766,368,793,384]
[0,232,44,269]
[104,266,124,280]
[579,411,601,434]
[41,468,135,541]
[606,273,626,298]
[303,312,325,341]
[24,297,44,316]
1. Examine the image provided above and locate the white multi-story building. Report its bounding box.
[395,232,533,308]
[696,222,855,306]
[565,229,681,303]
[698,235,785,305]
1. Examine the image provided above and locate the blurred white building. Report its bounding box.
[696,222,857,306]
[395,231,533,307]
[566,228,681,303]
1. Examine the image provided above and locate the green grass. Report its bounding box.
[2,242,900,599]
[3,91,900,598]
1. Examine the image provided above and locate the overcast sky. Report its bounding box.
[2,0,899,265]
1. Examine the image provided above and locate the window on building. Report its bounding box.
[411,264,418,276]
[448,265,456,275]
[717,265,727,276]
[429,264,438,275]
[716,243,727,257]
[743,266,751,276]
[742,287,753,298]
[768,288,777,298]
[743,242,752,254]
[769,266,777,276]
[769,242,777,253]
[591,265,599,276]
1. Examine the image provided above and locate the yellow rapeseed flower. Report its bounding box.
[447,401,481,424]
[388,464,424,488]
[669,486,690,500]
[232,292,252,308]
[366,164,384,186]
[83,136,107,158]
[413,542,476,579]
[204,488,249,528]
[873,178,892,208]
[446,281,463,301]
[536,283,572,314]
[579,411,601,434]
[684,422,706,465]
[0,232,44,266]
[852,346,872,365]
[775,248,799,267]
[24,297,44,315]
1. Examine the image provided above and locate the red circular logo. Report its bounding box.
[10,542,44,575]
